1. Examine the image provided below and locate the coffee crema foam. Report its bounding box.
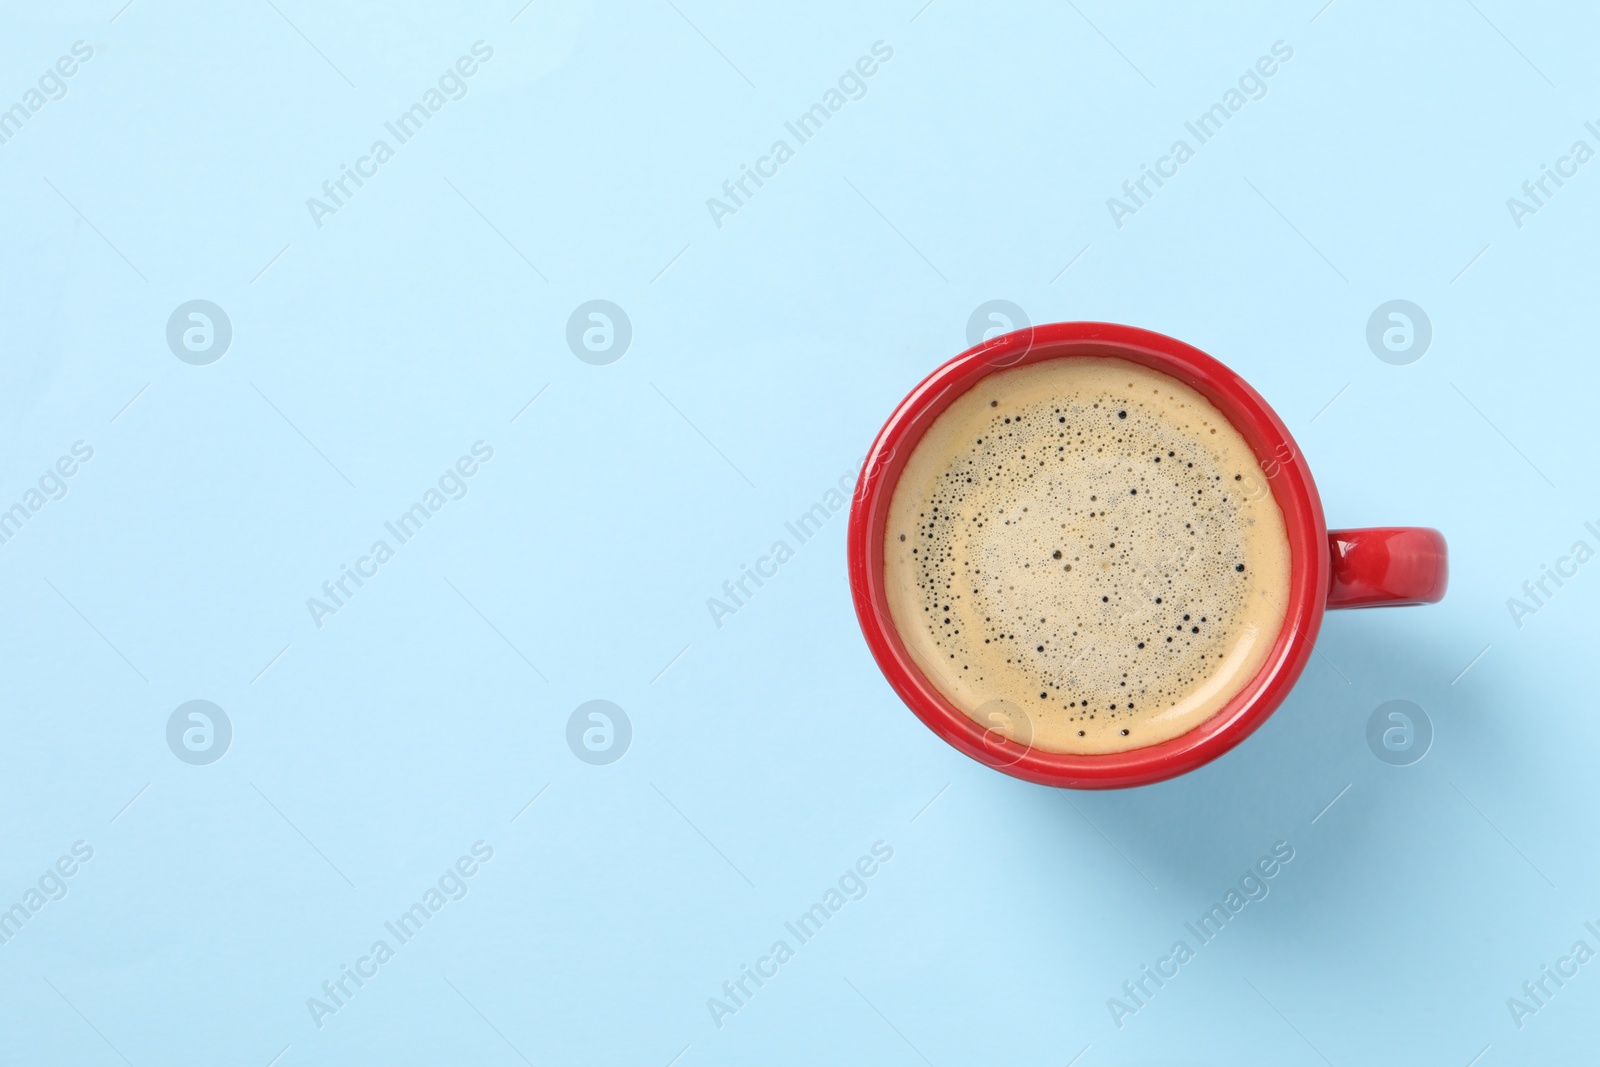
[884,357,1290,755]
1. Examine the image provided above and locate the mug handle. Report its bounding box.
[1326,527,1448,609]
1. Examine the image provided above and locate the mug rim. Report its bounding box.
[847,321,1330,789]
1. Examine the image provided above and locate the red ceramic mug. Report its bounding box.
[847,322,1447,789]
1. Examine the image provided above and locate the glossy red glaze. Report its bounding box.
[847,322,1447,790]
[1327,527,1448,608]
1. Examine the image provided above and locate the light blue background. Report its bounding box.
[1,1,1595,1063]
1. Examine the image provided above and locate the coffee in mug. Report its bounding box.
[883,357,1291,754]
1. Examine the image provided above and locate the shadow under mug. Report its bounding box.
[847,322,1448,789]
